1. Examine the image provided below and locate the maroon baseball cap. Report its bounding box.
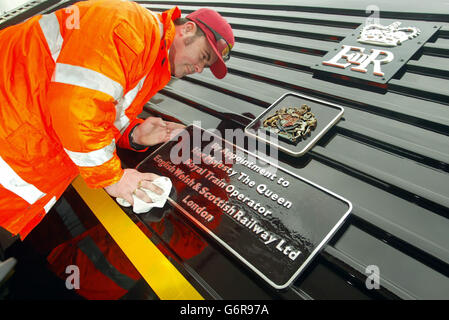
[186,8,234,79]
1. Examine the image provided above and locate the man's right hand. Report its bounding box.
[104,169,163,205]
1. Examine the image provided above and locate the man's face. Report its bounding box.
[169,22,218,78]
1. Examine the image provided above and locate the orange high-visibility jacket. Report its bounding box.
[0,0,180,238]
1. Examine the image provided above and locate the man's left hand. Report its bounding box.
[132,117,185,147]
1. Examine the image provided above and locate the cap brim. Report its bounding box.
[210,59,227,79]
[205,33,227,79]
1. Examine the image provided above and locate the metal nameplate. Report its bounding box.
[136,125,352,289]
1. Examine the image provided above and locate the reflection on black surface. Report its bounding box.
[136,125,351,288]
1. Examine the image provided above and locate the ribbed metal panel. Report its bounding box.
[1,0,447,299]
[138,0,449,300]
[0,0,70,28]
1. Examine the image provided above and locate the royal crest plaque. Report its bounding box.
[136,125,352,289]
[245,92,344,157]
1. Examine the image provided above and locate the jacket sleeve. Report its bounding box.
[117,118,150,152]
[47,16,149,188]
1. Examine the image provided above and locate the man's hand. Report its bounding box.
[132,117,185,147]
[104,169,163,205]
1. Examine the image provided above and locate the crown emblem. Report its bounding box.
[358,22,421,47]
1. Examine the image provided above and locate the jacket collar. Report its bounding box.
[156,6,181,49]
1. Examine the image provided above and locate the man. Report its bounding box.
[0,0,234,239]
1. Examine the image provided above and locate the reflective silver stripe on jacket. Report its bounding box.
[114,75,147,133]
[39,12,63,62]
[53,63,124,100]
[64,139,116,167]
[44,196,57,213]
[0,155,46,204]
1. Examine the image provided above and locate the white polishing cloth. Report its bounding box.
[116,176,172,214]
